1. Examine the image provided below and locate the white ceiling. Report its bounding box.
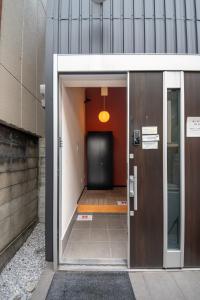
[60,74,127,87]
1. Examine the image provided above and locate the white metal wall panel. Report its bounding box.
[186,20,197,53]
[176,20,187,53]
[175,0,186,19]
[58,0,200,54]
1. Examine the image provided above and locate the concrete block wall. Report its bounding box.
[0,124,38,253]
[0,0,46,136]
[38,138,45,223]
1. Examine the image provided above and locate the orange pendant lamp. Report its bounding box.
[98,87,110,123]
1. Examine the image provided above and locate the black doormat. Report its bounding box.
[46,271,135,300]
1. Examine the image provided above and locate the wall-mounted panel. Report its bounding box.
[91,19,101,53]
[91,0,101,18]
[166,19,176,53]
[185,0,195,19]
[60,21,69,54]
[124,0,133,18]
[176,20,187,53]
[0,0,24,81]
[144,0,154,18]
[165,0,175,19]
[82,0,90,19]
[81,20,90,54]
[0,66,21,128]
[70,20,79,53]
[124,19,133,53]
[134,19,144,53]
[196,0,200,20]
[60,0,70,19]
[113,19,123,53]
[155,0,164,18]
[103,19,111,53]
[175,0,186,19]
[71,0,80,19]
[102,0,111,19]
[134,0,144,19]
[186,20,197,53]
[155,19,166,53]
[145,19,155,53]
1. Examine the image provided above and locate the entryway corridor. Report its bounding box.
[62,214,127,263]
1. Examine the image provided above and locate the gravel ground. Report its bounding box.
[0,223,46,300]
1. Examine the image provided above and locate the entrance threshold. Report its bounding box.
[58,265,200,272]
[60,259,127,266]
[58,264,128,272]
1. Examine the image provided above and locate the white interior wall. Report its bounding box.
[61,87,85,240]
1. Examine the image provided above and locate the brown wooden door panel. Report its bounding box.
[184,72,200,267]
[129,72,163,268]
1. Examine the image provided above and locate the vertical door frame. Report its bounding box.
[180,71,185,268]
[127,72,130,268]
[53,55,59,270]
[163,71,185,268]
[58,77,63,264]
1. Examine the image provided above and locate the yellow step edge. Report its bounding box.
[77,204,127,214]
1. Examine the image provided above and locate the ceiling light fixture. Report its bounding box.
[98,87,110,123]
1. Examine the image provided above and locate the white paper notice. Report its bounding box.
[142,134,160,142]
[142,141,158,149]
[142,126,158,134]
[117,201,127,206]
[77,215,93,221]
[187,117,200,137]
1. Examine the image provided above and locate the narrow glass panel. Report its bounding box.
[167,89,180,250]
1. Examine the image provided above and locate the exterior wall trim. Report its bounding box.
[57,54,200,72]
[53,55,58,270]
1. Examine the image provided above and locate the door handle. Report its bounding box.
[129,166,138,211]
[129,175,134,197]
[133,166,138,211]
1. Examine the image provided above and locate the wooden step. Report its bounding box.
[77,204,127,214]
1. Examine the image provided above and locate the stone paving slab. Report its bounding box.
[129,270,200,300]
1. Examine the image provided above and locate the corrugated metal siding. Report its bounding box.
[58,0,200,54]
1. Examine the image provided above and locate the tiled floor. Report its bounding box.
[62,214,128,264]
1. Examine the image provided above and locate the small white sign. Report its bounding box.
[77,215,93,221]
[117,201,127,206]
[142,126,158,135]
[187,117,200,137]
[142,134,160,142]
[142,141,158,150]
